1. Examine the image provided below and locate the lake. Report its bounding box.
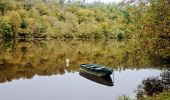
[0,39,169,100]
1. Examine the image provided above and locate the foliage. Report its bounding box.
[123,0,170,38]
[117,31,125,40]
[0,16,13,37]
[7,11,22,37]
[140,91,170,100]
[0,0,16,15]
[137,68,170,99]
[143,0,170,38]
[20,19,28,29]
[0,0,169,39]
[118,95,131,100]
[0,0,125,38]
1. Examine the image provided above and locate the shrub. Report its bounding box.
[1,22,13,37]
[117,31,125,40]
[0,16,13,37]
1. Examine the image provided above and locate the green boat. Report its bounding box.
[80,64,113,77]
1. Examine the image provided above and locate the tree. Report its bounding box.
[8,11,22,37]
[143,0,170,38]
[0,16,13,37]
[20,19,28,29]
[34,3,49,16]
[0,0,16,15]
[76,9,93,24]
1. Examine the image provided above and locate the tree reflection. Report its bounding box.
[136,68,170,99]
[142,39,170,66]
[0,39,169,84]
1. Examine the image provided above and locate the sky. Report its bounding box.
[85,0,123,3]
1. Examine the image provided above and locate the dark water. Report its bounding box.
[0,39,169,100]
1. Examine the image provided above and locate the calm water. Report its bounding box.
[0,39,168,100]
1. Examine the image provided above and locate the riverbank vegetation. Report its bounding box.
[0,0,169,39]
[136,68,170,100]
[140,91,170,100]
[0,0,125,38]
[0,0,170,99]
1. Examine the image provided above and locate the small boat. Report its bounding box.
[79,71,114,86]
[80,64,113,77]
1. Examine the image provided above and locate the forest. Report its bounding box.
[0,0,169,39]
[0,0,170,100]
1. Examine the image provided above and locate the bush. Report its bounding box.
[7,11,22,37]
[0,16,13,37]
[1,22,13,37]
[0,0,16,15]
[33,21,47,38]
[117,31,125,40]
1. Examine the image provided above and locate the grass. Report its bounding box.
[141,91,170,100]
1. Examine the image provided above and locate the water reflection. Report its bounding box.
[0,69,162,100]
[66,59,70,67]
[0,38,169,100]
[79,71,114,86]
[0,38,165,84]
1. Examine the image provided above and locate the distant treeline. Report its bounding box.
[0,0,169,39]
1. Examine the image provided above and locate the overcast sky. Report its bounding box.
[85,0,123,3]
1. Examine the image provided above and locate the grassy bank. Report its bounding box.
[140,91,170,100]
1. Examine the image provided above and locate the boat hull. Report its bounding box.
[80,64,113,77]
